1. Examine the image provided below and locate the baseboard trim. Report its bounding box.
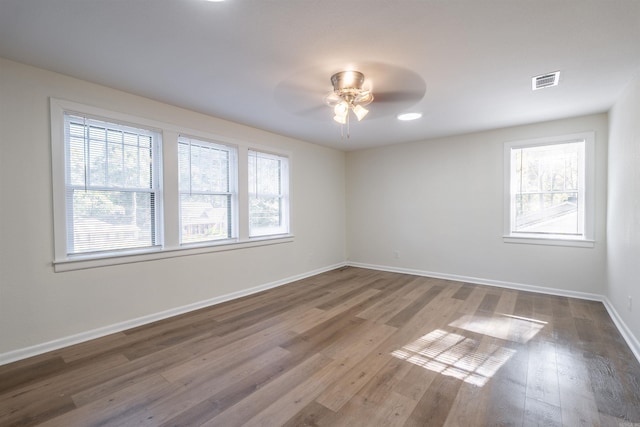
[347,261,603,300]
[347,261,640,363]
[0,262,347,366]
[3,261,638,367]
[601,297,640,363]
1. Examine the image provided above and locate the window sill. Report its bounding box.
[53,234,294,272]
[503,235,595,248]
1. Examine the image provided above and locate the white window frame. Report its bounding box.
[248,149,290,238]
[51,98,293,272]
[52,104,165,262]
[178,135,238,246]
[503,131,595,248]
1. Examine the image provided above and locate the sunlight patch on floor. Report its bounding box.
[448,313,547,344]
[391,329,515,387]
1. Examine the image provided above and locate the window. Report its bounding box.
[248,150,290,237]
[51,99,293,271]
[178,136,237,244]
[63,113,162,255]
[504,132,594,246]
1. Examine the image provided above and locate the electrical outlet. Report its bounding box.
[393,250,400,259]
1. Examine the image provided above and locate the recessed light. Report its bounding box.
[397,112,422,121]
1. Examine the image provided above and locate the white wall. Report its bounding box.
[347,114,608,295]
[4,54,637,363]
[607,71,640,344]
[0,58,346,359]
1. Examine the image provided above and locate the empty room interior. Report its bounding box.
[1,1,640,426]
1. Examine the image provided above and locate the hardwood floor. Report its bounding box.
[1,267,639,426]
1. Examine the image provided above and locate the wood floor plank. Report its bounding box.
[352,356,414,405]
[0,353,130,426]
[0,355,68,394]
[477,292,500,313]
[319,319,396,360]
[441,336,498,426]
[159,324,295,385]
[404,372,463,426]
[115,345,292,427]
[443,289,519,426]
[393,361,439,402]
[479,299,532,426]
[385,282,445,328]
[451,283,475,301]
[39,374,177,427]
[241,356,354,427]
[280,400,338,427]
[523,396,563,427]
[586,351,640,422]
[333,391,417,427]
[157,352,309,426]
[289,288,380,334]
[525,339,560,407]
[56,332,130,363]
[314,344,392,411]
[355,279,425,324]
[1,267,639,426]
[453,284,491,316]
[481,344,528,426]
[200,352,333,427]
[1,395,76,427]
[556,348,602,427]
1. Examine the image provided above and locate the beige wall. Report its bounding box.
[346,114,609,295]
[0,58,347,359]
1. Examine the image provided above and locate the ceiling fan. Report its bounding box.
[325,71,373,123]
[274,62,427,137]
[323,70,374,138]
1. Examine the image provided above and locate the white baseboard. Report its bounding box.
[0,262,347,366]
[347,261,603,300]
[3,261,638,367]
[601,297,640,363]
[347,261,640,363]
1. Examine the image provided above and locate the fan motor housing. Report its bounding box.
[331,71,365,91]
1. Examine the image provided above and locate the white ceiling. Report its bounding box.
[1,0,639,151]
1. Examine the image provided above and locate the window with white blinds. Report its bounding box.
[248,150,289,237]
[178,136,237,244]
[51,99,293,270]
[63,113,162,255]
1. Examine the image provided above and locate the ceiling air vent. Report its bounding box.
[532,71,560,90]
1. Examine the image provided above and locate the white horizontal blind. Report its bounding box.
[64,113,161,255]
[248,150,289,237]
[178,136,237,244]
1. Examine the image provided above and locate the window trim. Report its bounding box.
[248,149,291,238]
[62,113,164,255]
[178,134,238,246]
[503,131,596,248]
[51,98,293,272]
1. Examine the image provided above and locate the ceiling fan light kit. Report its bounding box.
[325,70,374,137]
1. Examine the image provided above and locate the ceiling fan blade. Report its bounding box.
[274,62,427,121]
[374,90,425,104]
[294,105,328,118]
